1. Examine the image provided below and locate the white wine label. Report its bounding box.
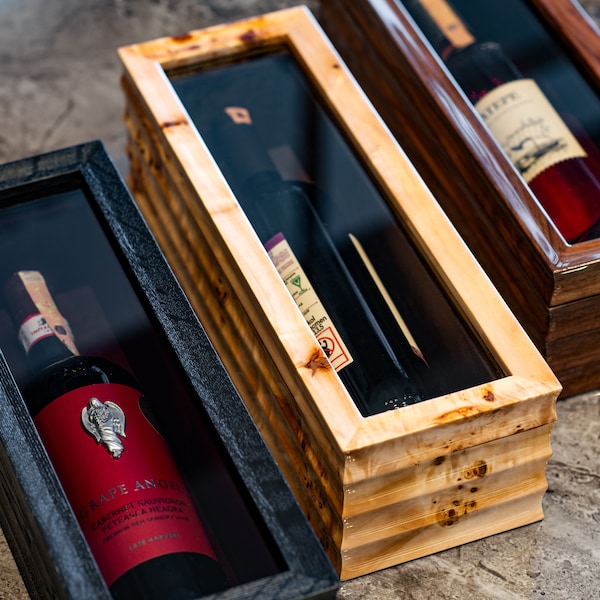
[265,232,354,372]
[475,79,587,182]
[18,313,54,353]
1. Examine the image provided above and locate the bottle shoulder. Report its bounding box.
[445,40,506,66]
[24,355,139,416]
[445,41,522,101]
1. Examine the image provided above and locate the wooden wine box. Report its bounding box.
[321,0,600,398]
[0,142,339,600]
[118,6,561,579]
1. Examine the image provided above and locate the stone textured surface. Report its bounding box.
[0,1,599,599]
[0,0,320,177]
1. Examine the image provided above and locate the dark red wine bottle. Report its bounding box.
[212,106,424,416]
[3,271,227,599]
[404,0,600,243]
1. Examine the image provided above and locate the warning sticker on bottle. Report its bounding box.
[265,232,353,371]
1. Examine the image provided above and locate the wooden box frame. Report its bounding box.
[119,7,560,579]
[321,0,600,397]
[0,141,338,599]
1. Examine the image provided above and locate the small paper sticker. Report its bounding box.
[266,232,353,371]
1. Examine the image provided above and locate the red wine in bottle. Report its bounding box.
[212,106,424,416]
[3,271,227,599]
[405,0,600,243]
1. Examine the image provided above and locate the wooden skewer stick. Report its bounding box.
[349,233,428,365]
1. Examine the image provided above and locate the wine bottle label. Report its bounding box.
[17,271,78,355]
[475,79,587,183]
[34,383,217,586]
[265,232,354,372]
[18,313,55,353]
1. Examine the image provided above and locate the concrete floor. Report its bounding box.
[0,1,599,599]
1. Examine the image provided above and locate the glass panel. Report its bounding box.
[0,176,284,593]
[400,0,600,244]
[425,0,600,145]
[167,50,502,417]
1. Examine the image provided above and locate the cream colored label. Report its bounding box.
[265,233,354,372]
[475,79,587,182]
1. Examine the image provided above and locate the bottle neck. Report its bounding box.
[25,324,76,372]
[417,0,474,56]
[446,42,523,102]
[403,0,473,59]
[3,271,79,373]
[405,0,523,98]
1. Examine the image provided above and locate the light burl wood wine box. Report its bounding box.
[321,0,600,398]
[118,6,561,579]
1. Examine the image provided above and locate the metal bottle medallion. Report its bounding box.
[81,397,127,458]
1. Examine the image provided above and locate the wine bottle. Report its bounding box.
[211,106,424,416]
[404,0,600,243]
[3,271,227,599]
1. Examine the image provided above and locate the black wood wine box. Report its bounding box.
[0,141,338,599]
[321,0,600,398]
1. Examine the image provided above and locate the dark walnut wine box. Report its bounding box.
[0,142,339,600]
[118,7,561,579]
[321,0,600,398]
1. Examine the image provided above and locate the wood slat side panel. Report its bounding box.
[341,375,556,481]
[547,293,600,341]
[545,327,600,372]
[549,361,600,398]
[343,459,548,550]
[340,421,552,515]
[339,478,547,579]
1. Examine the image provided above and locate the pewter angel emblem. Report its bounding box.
[81,397,126,458]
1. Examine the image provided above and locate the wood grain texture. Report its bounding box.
[119,6,560,578]
[532,0,600,81]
